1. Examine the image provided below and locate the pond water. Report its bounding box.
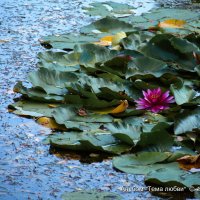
[0,0,160,199]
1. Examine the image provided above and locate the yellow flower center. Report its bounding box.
[151,94,159,99]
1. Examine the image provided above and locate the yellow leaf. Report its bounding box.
[93,32,126,47]
[112,32,126,46]
[111,45,121,51]
[158,19,186,29]
[93,35,113,46]
[95,100,128,114]
[177,154,200,171]
[36,117,66,130]
[48,104,58,108]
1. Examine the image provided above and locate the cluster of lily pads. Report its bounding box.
[10,3,200,198]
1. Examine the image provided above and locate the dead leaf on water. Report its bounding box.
[93,32,126,47]
[95,100,128,114]
[177,154,200,170]
[0,39,10,43]
[158,19,186,29]
[93,35,113,46]
[48,104,58,108]
[36,117,66,130]
[111,32,126,46]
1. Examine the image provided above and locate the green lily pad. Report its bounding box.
[28,68,78,95]
[170,83,196,105]
[107,122,142,145]
[136,130,174,152]
[9,100,58,117]
[14,81,64,102]
[37,51,80,71]
[145,162,200,188]
[174,107,200,135]
[74,43,117,68]
[83,2,135,18]
[40,33,105,50]
[48,131,130,154]
[113,152,171,175]
[52,106,114,125]
[81,16,135,34]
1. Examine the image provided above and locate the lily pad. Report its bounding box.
[174,108,200,135]
[83,2,135,18]
[145,162,200,188]
[113,152,171,175]
[9,100,58,117]
[48,131,131,154]
[81,16,135,34]
[28,67,78,95]
[40,33,105,50]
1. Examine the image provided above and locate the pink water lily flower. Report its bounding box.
[135,88,175,113]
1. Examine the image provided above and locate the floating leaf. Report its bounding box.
[136,130,174,152]
[37,117,66,130]
[95,100,128,114]
[28,67,78,95]
[52,106,114,125]
[40,33,105,50]
[13,81,64,102]
[174,108,200,135]
[93,35,113,46]
[143,8,199,21]
[81,16,135,34]
[158,19,186,29]
[177,154,200,171]
[170,37,199,54]
[170,83,196,105]
[83,2,135,18]
[145,162,200,188]
[9,100,58,117]
[107,122,142,145]
[48,131,131,154]
[113,152,171,175]
[73,43,117,68]
[111,31,127,46]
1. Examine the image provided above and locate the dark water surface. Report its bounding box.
[0,0,158,199]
